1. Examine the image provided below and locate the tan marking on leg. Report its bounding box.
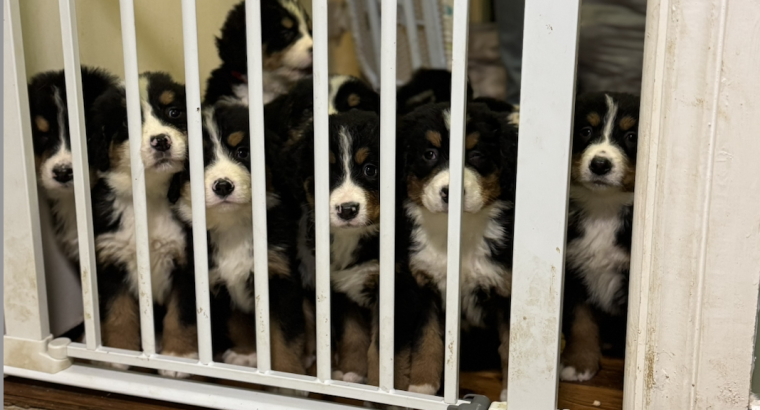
[102,291,141,350]
[161,291,198,356]
[228,309,257,355]
[336,306,370,381]
[561,302,601,377]
[271,320,306,375]
[409,313,443,392]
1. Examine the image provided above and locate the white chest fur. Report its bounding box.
[407,201,512,328]
[95,193,186,305]
[566,187,633,314]
[209,225,256,313]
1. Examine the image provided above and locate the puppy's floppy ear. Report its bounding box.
[88,86,127,172]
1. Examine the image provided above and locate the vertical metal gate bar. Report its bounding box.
[244,0,272,372]
[180,0,213,364]
[117,0,157,356]
[442,0,469,403]
[3,0,51,342]
[378,0,398,392]
[312,0,333,382]
[507,0,581,407]
[59,0,104,350]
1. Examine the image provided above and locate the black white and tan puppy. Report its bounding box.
[472,96,520,127]
[389,102,518,398]
[88,72,192,376]
[560,92,639,382]
[27,67,118,266]
[204,0,313,105]
[171,99,307,379]
[293,111,382,383]
[396,68,474,115]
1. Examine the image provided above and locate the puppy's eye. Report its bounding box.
[423,148,438,162]
[624,131,637,148]
[363,164,378,179]
[467,150,484,164]
[236,146,250,160]
[579,126,593,139]
[166,107,183,119]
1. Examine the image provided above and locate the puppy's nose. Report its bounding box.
[52,164,73,183]
[440,187,449,204]
[589,157,612,176]
[337,202,360,221]
[212,178,234,198]
[150,134,171,152]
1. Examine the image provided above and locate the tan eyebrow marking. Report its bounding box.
[35,116,50,133]
[425,130,442,148]
[282,17,294,29]
[619,115,637,131]
[465,132,480,150]
[347,93,361,107]
[587,112,601,127]
[355,147,370,164]
[159,90,175,105]
[226,131,244,147]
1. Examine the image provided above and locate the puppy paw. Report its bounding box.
[222,349,257,367]
[408,383,437,395]
[559,365,596,382]
[159,352,199,379]
[342,371,366,384]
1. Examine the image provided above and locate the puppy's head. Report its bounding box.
[89,72,188,177]
[329,75,380,115]
[401,103,506,214]
[571,92,640,192]
[217,0,313,82]
[396,68,474,115]
[299,111,381,229]
[28,67,117,195]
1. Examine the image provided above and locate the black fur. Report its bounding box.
[396,68,474,115]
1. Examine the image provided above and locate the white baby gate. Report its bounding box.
[5,0,760,409]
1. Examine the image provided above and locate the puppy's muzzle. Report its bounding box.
[150,134,172,152]
[336,202,360,221]
[52,164,73,183]
[212,178,235,198]
[589,156,612,176]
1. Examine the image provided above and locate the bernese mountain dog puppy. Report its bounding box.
[204,0,313,105]
[171,99,306,379]
[87,72,191,374]
[396,68,474,115]
[389,102,519,398]
[472,96,520,128]
[292,111,381,383]
[27,67,118,267]
[560,92,639,382]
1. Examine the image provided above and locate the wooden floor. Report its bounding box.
[4,358,623,410]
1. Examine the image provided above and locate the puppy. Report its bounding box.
[171,99,306,379]
[560,92,639,382]
[390,102,518,398]
[88,72,192,374]
[396,68,474,115]
[472,96,520,127]
[27,67,118,266]
[204,0,313,105]
[293,111,381,383]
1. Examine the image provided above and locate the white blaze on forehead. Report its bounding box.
[602,94,618,142]
[329,126,368,227]
[53,87,67,150]
[39,87,74,192]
